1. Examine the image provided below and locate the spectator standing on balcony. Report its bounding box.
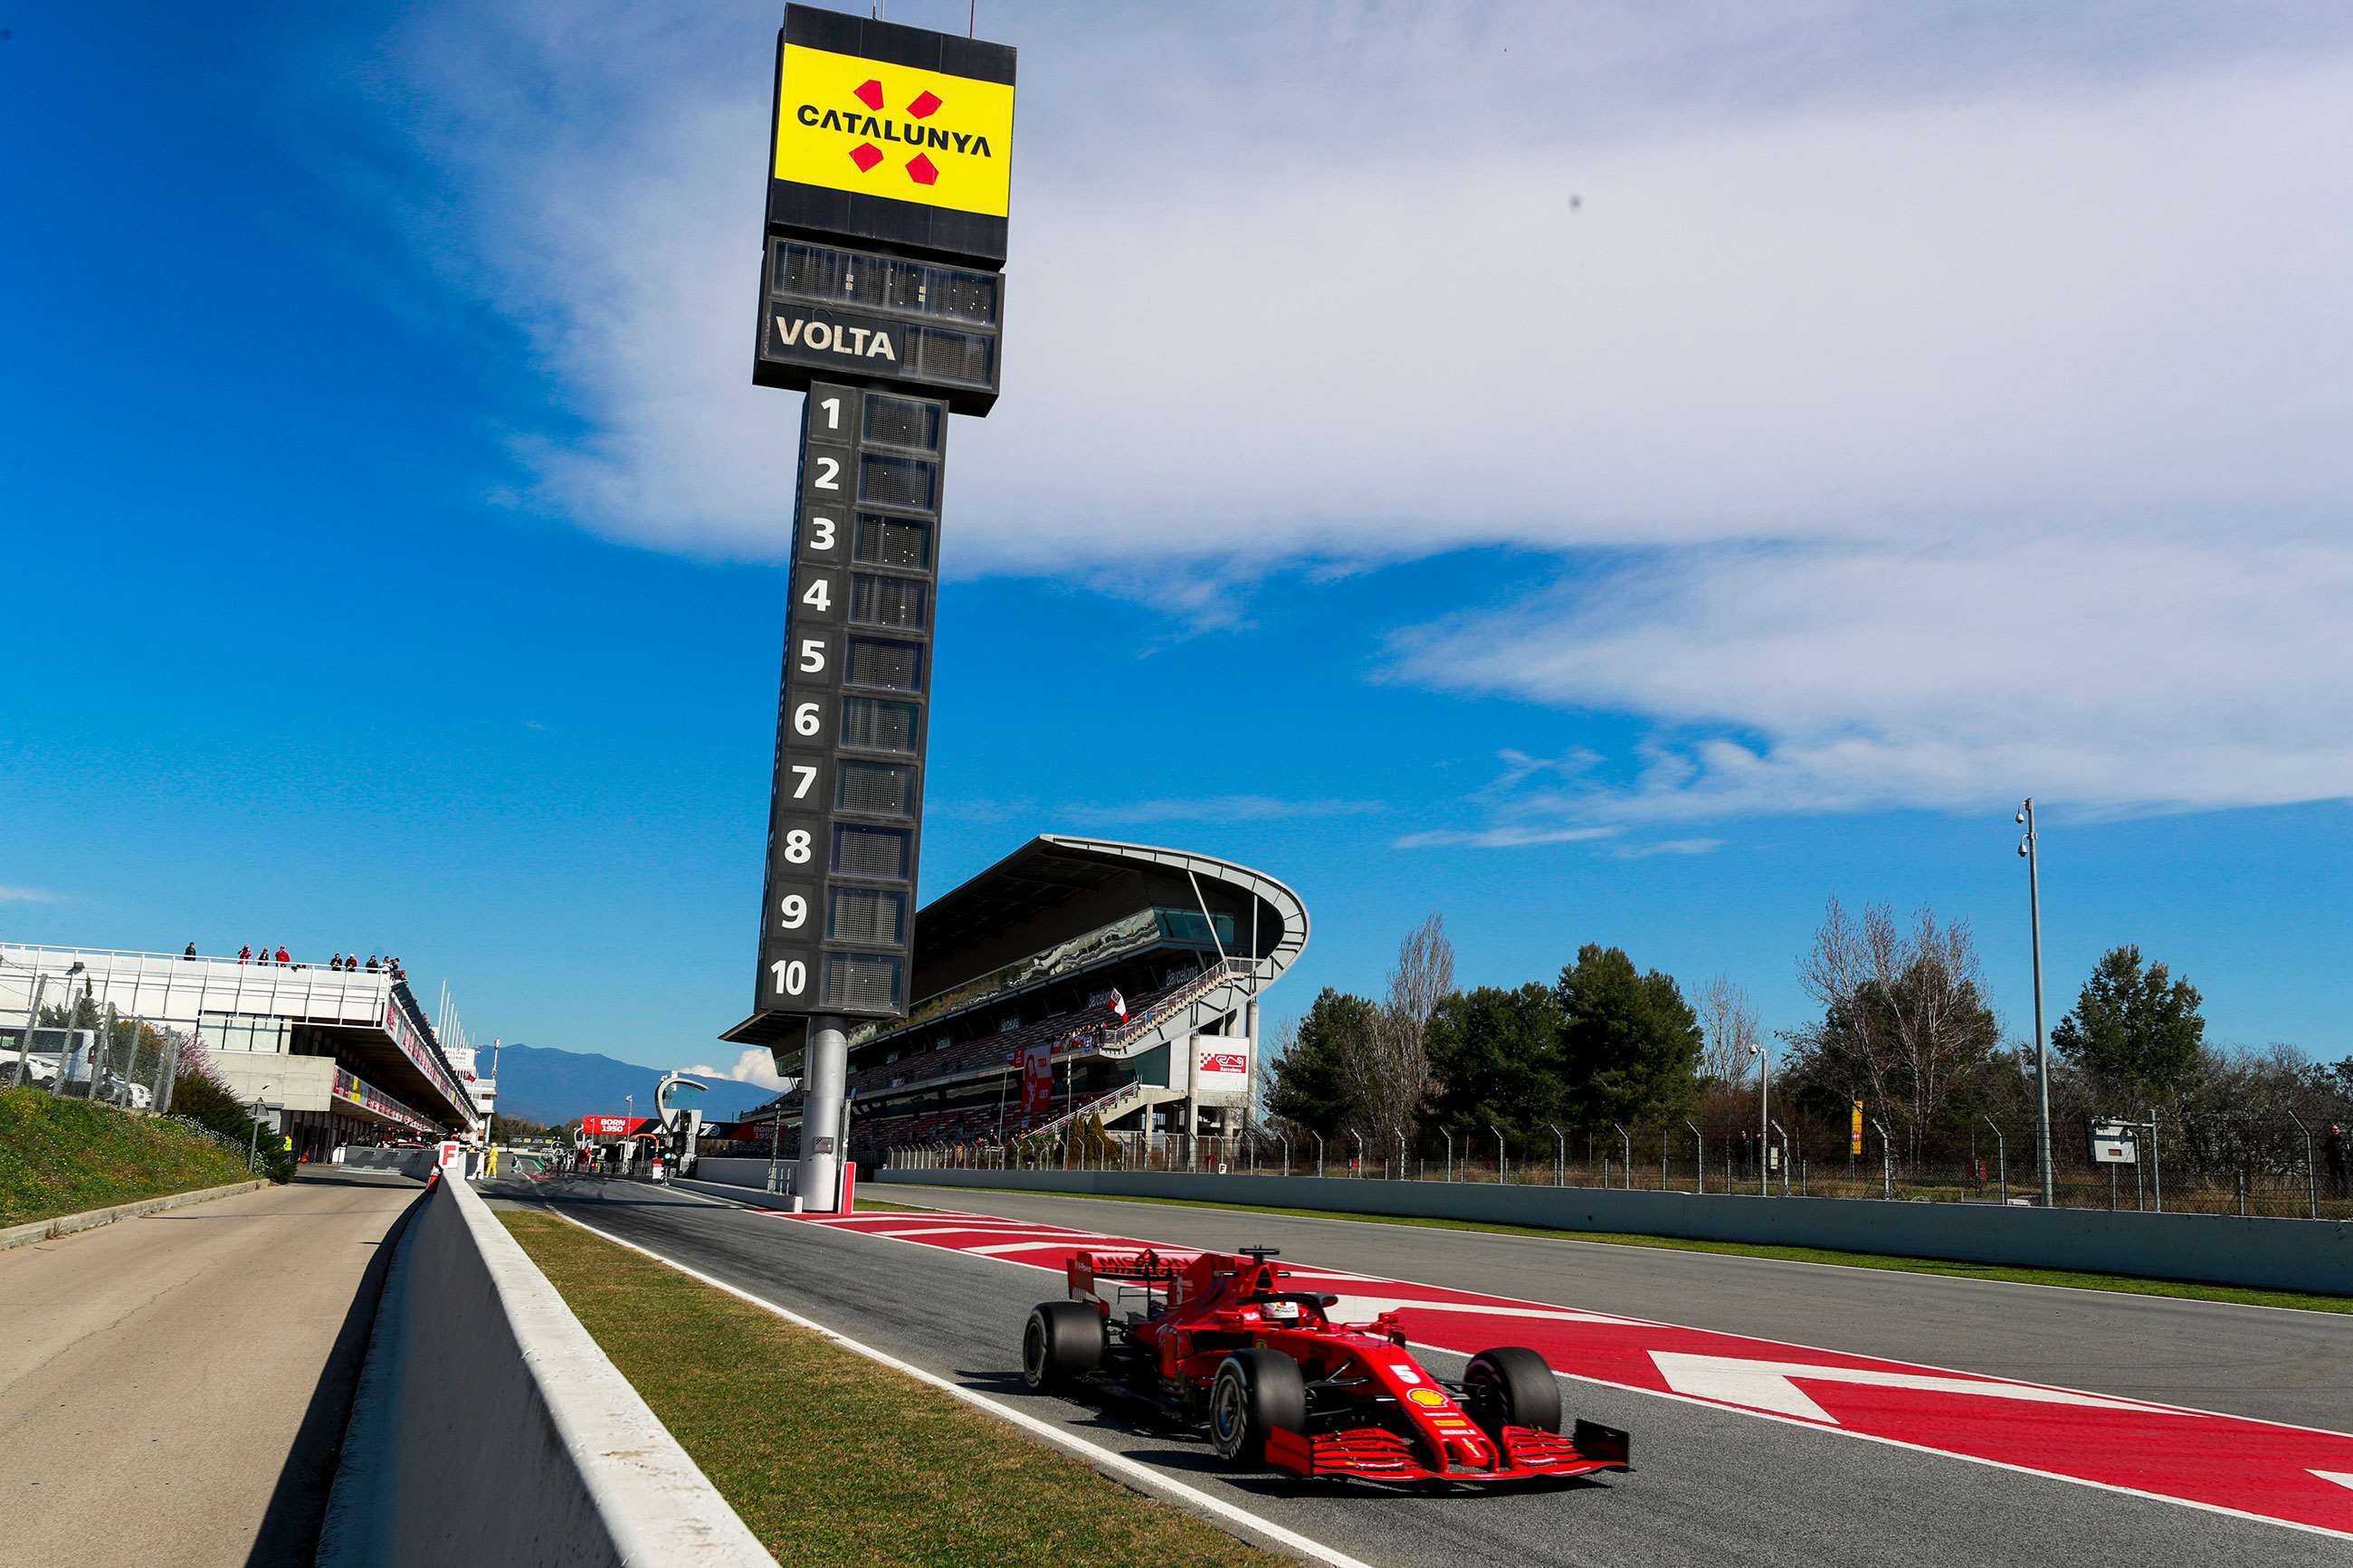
[238,945,252,964]
[365,954,380,972]
[182,941,197,960]
[274,945,290,966]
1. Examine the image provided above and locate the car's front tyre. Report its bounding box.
[1209,1348,1307,1464]
[1463,1345,1562,1440]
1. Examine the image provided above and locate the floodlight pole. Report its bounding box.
[1490,1124,1506,1184]
[2019,798,2054,1207]
[1612,1122,1631,1189]
[1548,1122,1566,1187]
[1686,1120,1703,1194]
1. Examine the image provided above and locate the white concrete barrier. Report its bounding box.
[318,1174,776,1568]
[880,1168,2353,1297]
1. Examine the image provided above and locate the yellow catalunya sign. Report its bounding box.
[774,43,1014,219]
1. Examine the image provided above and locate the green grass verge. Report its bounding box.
[885,1182,2353,1316]
[0,1087,252,1228]
[499,1211,1288,1567]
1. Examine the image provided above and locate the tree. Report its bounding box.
[2050,945,2205,1096]
[1422,983,1564,1137]
[1264,988,1376,1136]
[1696,976,1760,1088]
[1786,898,2001,1160]
[1348,914,1456,1144]
[1554,945,1703,1127]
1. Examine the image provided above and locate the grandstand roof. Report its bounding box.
[720,834,1307,1055]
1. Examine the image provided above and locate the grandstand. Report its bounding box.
[712,835,1306,1166]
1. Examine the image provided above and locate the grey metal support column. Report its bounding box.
[2019,798,2054,1206]
[796,1015,848,1211]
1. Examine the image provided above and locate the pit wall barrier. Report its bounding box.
[876,1168,2353,1297]
[318,1170,776,1568]
[691,1155,857,1212]
[333,1145,433,1179]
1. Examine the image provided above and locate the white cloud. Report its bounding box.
[395,2,2353,820]
[0,886,62,904]
[1615,839,1727,860]
[679,1049,795,1092]
[1393,536,2353,819]
[1394,824,1622,851]
[1065,796,1386,826]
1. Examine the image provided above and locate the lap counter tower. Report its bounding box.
[724,5,1016,1212]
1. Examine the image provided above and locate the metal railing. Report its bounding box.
[0,942,474,1123]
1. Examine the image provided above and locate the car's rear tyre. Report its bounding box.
[1464,1345,1562,1438]
[1209,1348,1307,1464]
[1022,1302,1104,1391]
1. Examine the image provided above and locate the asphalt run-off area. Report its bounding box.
[502,1176,2353,1568]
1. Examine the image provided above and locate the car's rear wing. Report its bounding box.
[1067,1247,1201,1320]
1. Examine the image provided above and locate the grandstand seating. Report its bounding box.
[709,835,1309,1165]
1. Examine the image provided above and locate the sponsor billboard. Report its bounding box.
[580,1115,654,1139]
[1193,1038,1251,1106]
[766,5,1017,266]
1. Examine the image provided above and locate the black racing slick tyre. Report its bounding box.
[1464,1345,1562,1439]
[1209,1349,1308,1465]
[1022,1302,1104,1391]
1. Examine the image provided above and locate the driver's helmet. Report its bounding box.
[1262,1298,1300,1321]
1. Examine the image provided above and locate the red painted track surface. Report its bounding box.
[790,1204,2353,1539]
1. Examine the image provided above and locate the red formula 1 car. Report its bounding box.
[1021,1244,1631,1486]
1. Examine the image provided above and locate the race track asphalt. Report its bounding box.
[494,1175,2348,1568]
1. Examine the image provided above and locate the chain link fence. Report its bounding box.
[887,1104,2353,1221]
[3,1003,188,1117]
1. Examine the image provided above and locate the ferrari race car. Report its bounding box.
[1021,1244,1631,1486]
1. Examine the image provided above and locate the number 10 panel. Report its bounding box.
[757,380,945,1019]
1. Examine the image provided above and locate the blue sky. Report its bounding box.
[4,2,2348,1082]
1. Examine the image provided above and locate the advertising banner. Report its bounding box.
[580,1115,653,1139]
[1850,1100,1864,1155]
[1021,1041,1054,1115]
[774,43,1015,219]
[1194,1039,1251,1106]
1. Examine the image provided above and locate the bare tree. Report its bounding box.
[1697,976,1760,1088]
[1338,914,1455,1143]
[1792,896,2000,1164]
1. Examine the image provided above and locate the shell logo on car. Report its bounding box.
[1406,1386,1448,1408]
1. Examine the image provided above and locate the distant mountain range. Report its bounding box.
[491,1043,777,1126]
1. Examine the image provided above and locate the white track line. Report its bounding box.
[542,1207,1376,1568]
[764,1196,2353,1545]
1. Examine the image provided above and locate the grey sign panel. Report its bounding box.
[754,380,946,1022]
[752,237,1004,413]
